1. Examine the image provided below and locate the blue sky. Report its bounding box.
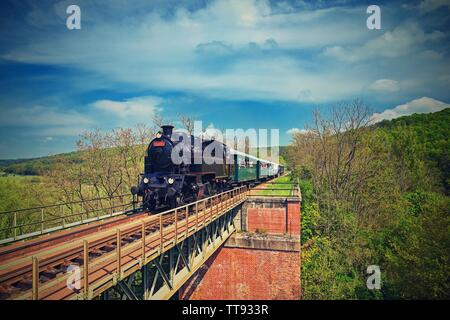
[0,0,449,158]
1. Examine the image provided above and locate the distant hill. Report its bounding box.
[0,152,82,176]
[0,145,290,176]
[376,108,449,191]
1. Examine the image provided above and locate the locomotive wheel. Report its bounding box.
[168,194,184,209]
[207,182,218,196]
[144,193,156,211]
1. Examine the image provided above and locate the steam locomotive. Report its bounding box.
[131,125,284,210]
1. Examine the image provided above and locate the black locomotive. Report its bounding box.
[131,125,283,210]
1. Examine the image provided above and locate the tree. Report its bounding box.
[46,125,152,215]
[179,114,196,134]
[289,100,376,227]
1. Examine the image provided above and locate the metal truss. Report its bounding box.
[99,208,238,300]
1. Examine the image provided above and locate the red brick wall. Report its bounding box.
[247,208,287,234]
[247,200,301,237]
[179,246,300,300]
[287,201,301,235]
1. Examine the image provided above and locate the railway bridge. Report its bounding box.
[0,180,301,300]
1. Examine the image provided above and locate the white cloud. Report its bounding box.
[438,74,450,83]
[323,22,446,62]
[369,79,400,92]
[0,105,92,127]
[418,49,444,60]
[0,105,93,137]
[0,0,448,104]
[196,41,234,56]
[371,97,449,122]
[0,0,373,103]
[37,126,91,137]
[287,128,310,135]
[419,0,450,13]
[93,96,162,119]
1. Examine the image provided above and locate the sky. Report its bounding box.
[0,0,449,159]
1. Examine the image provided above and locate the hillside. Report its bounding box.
[376,107,449,191]
[0,152,83,176]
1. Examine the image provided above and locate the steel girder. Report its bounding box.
[99,208,239,300]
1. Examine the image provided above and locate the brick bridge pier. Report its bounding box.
[179,195,301,300]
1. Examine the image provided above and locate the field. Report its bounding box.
[0,174,48,210]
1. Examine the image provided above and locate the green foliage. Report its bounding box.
[0,175,56,238]
[298,180,317,243]
[377,108,450,192]
[0,176,46,211]
[297,108,449,300]
[376,192,450,299]
[403,190,429,216]
[301,234,380,300]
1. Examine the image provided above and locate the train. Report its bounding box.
[131,125,284,210]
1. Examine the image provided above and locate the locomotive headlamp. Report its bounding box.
[143,177,149,184]
[156,132,162,138]
[167,177,175,184]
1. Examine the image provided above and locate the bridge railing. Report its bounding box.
[0,177,300,244]
[0,194,136,243]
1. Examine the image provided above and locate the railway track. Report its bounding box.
[0,187,247,300]
[0,211,152,296]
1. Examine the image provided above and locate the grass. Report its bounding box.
[254,175,297,196]
[0,173,41,182]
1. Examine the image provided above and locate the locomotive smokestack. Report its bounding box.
[161,125,174,138]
